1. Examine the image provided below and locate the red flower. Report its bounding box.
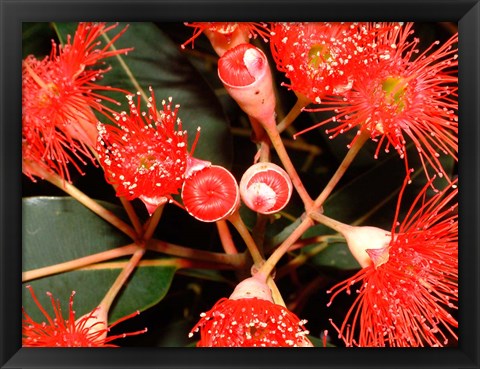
[182,22,270,56]
[270,22,381,103]
[22,286,146,347]
[298,23,458,183]
[97,88,192,215]
[189,276,313,347]
[22,22,132,182]
[327,178,458,347]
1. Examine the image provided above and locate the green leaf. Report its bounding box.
[22,197,177,323]
[53,22,233,168]
[23,197,131,270]
[311,241,360,270]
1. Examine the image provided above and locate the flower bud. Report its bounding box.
[185,156,212,179]
[229,276,273,302]
[75,303,109,345]
[218,43,276,123]
[240,162,293,214]
[181,165,240,222]
[189,276,313,347]
[342,225,391,268]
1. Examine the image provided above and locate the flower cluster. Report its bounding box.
[21,21,459,350]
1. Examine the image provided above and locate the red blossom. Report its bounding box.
[22,286,146,347]
[96,88,192,215]
[270,22,383,103]
[298,23,458,183]
[182,22,270,55]
[189,276,312,347]
[22,22,132,182]
[327,178,458,347]
[190,297,312,347]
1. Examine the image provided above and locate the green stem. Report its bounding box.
[267,278,286,307]
[22,244,138,282]
[82,258,237,272]
[257,140,271,163]
[102,32,149,103]
[276,240,330,279]
[175,258,239,271]
[227,210,264,266]
[146,238,247,269]
[251,214,268,258]
[256,216,314,281]
[216,220,239,254]
[312,129,370,210]
[28,161,138,241]
[257,130,370,279]
[142,204,165,241]
[248,116,268,145]
[262,115,313,208]
[118,196,143,237]
[89,148,144,239]
[309,211,352,235]
[268,234,338,253]
[277,94,310,133]
[247,116,271,164]
[99,247,146,312]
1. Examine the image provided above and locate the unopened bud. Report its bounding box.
[342,225,391,268]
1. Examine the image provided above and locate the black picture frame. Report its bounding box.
[1,1,479,368]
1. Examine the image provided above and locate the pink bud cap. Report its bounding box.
[185,156,211,179]
[139,195,168,216]
[229,276,273,302]
[75,304,109,344]
[240,162,293,214]
[365,245,390,268]
[182,165,240,222]
[218,43,276,123]
[343,225,392,268]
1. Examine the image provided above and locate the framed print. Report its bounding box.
[1,0,479,368]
